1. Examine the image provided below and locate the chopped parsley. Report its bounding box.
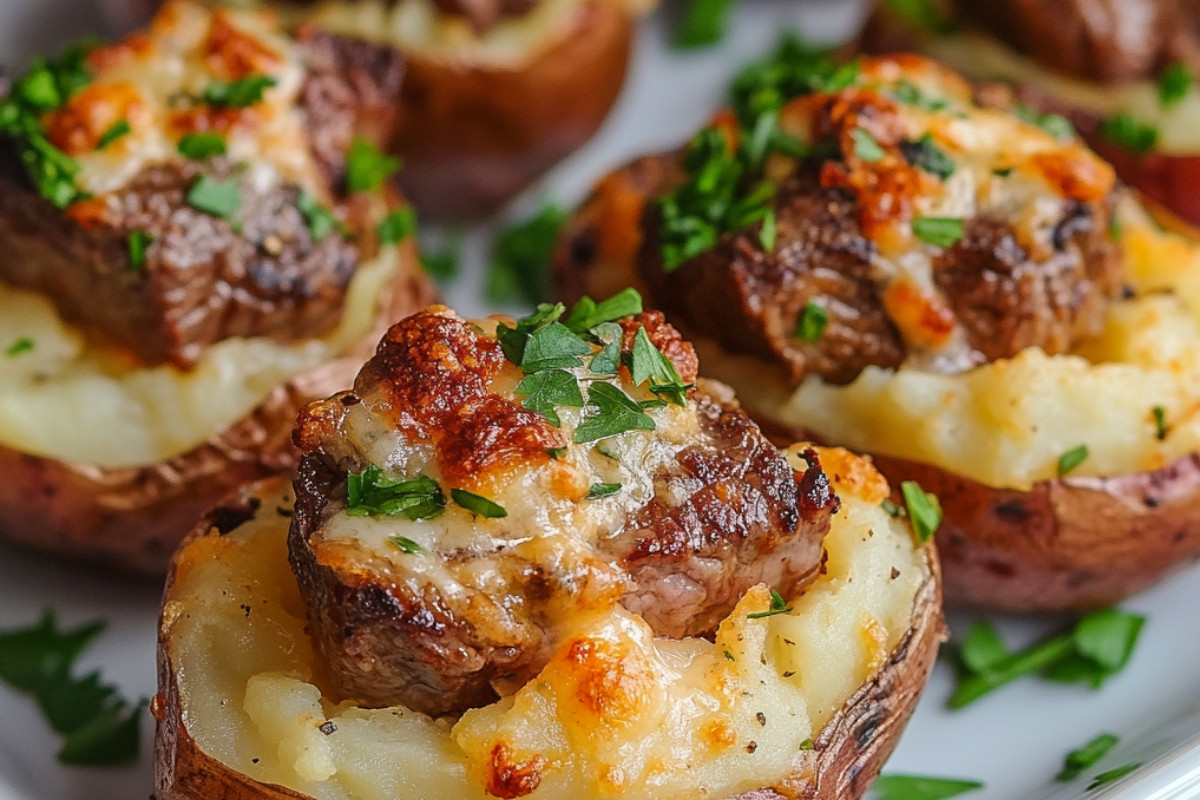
[1088,763,1141,790]
[850,127,886,162]
[1153,405,1169,440]
[880,0,957,35]
[96,119,130,150]
[587,321,623,375]
[890,80,949,112]
[880,498,902,517]
[586,483,622,499]
[378,207,417,245]
[794,300,828,342]
[912,216,965,248]
[746,589,792,619]
[520,320,593,373]
[900,133,955,180]
[1158,61,1193,107]
[563,287,643,333]
[419,236,461,283]
[388,536,425,555]
[573,381,656,443]
[486,203,568,306]
[451,489,507,519]
[629,326,691,405]
[730,36,859,125]
[672,0,735,49]
[1014,104,1076,141]
[345,138,400,193]
[1057,444,1089,476]
[297,191,344,242]
[345,465,445,520]
[5,337,34,357]
[126,230,154,271]
[515,368,584,426]
[1099,112,1160,155]
[0,612,143,766]
[185,175,242,220]
[867,774,983,800]
[949,608,1145,708]
[900,481,941,542]
[176,132,226,159]
[202,74,276,108]
[1057,732,1119,782]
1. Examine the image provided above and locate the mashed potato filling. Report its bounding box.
[776,207,1200,490]
[161,446,927,800]
[0,245,398,468]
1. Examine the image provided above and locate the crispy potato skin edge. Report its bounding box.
[154,479,944,800]
[0,244,434,575]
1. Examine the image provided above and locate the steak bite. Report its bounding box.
[0,0,403,369]
[288,296,837,716]
[558,53,1123,388]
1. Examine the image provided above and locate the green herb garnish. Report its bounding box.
[345,138,399,193]
[867,774,983,800]
[520,321,592,373]
[629,326,691,405]
[176,132,226,159]
[296,191,343,242]
[949,608,1145,708]
[96,119,131,150]
[345,465,445,520]
[1100,112,1160,155]
[746,589,792,619]
[5,337,34,357]
[673,0,735,49]
[516,368,584,426]
[912,217,965,248]
[127,230,154,271]
[890,80,949,112]
[202,74,276,108]
[900,481,941,542]
[992,166,1014,178]
[1152,405,1169,440]
[851,128,885,162]
[587,482,622,499]
[1057,444,1089,476]
[185,175,242,220]
[388,536,425,555]
[573,381,656,443]
[1014,104,1076,140]
[1088,763,1141,790]
[1159,62,1193,107]
[563,288,643,334]
[451,488,507,519]
[880,0,957,35]
[794,300,828,342]
[587,321,623,376]
[378,207,417,245]
[900,133,955,180]
[0,612,143,765]
[881,498,902,517]
[799,738,814,750]
[486,204,568,306]
[1057,733,1120,781]
[419,237,461,283]
[958,619,1008,674]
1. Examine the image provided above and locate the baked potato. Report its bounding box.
[0,1,434,572]
[96,0,649,219]
[553,51,1200,612]
[860,0,1200,226]
[153,295,942,798]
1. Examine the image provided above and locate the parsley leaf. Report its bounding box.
[1159,61,1193,107]
[867,774,983,800]
[96,119,130,150]
[346,138,400,193]
[5,337,34,357]
[851,128,886,162]
[890,80,949,111]
[1057,444,1089,476]
[176,132,226,159]
[1100,112,1160,155]
[345,465,445,520]
[588,321,623,376]
[746,589,792,619]
[563,288,643,333]
[186,176,242,220]
[794,300,828,342]
[900,481,941,542]
[487,204,568,306]
[451,488,507,519]
[629,326,691,405]
[587,482,622,499]
[1014,104,1076,140]
[1057,733,1119,782]
[203,74,276,108]
[880,0,957,35]
[127,230,154,271]
[673,0,735,49]
[900,133,955,180]
[913,217,964,248]
[297,192,343,242]
[516,368,584,426]
[496,303,565,365]
[1088,763,1141,790]
[1153,405,1169,440]
[388,536,425,555]
[521,321,592,372]
[573,382,656,443]
[378,207,417,245]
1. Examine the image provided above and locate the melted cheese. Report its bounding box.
[163,446,928,800]
[54,0,321,199]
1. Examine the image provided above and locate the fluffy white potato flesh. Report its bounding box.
[775,204,1200,490]
[158,445,927,800]
[0,245,398,468]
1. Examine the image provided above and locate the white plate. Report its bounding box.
[2,1,1200,798]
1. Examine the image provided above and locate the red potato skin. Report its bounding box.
[870,452,1200,613]
[154,478,944,800]
[393,0,635,219]
[0,245,434,576]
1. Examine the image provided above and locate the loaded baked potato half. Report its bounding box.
[0,0,433,572]
[554,51,1200,612]
[154,295,943,800]
[97,0,649,219]
[860,0,1200,226]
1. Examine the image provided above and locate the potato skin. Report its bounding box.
[869,452,1200,613]
[393,0,635,219]
[154,475,944,800]
[0,245,434,575]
